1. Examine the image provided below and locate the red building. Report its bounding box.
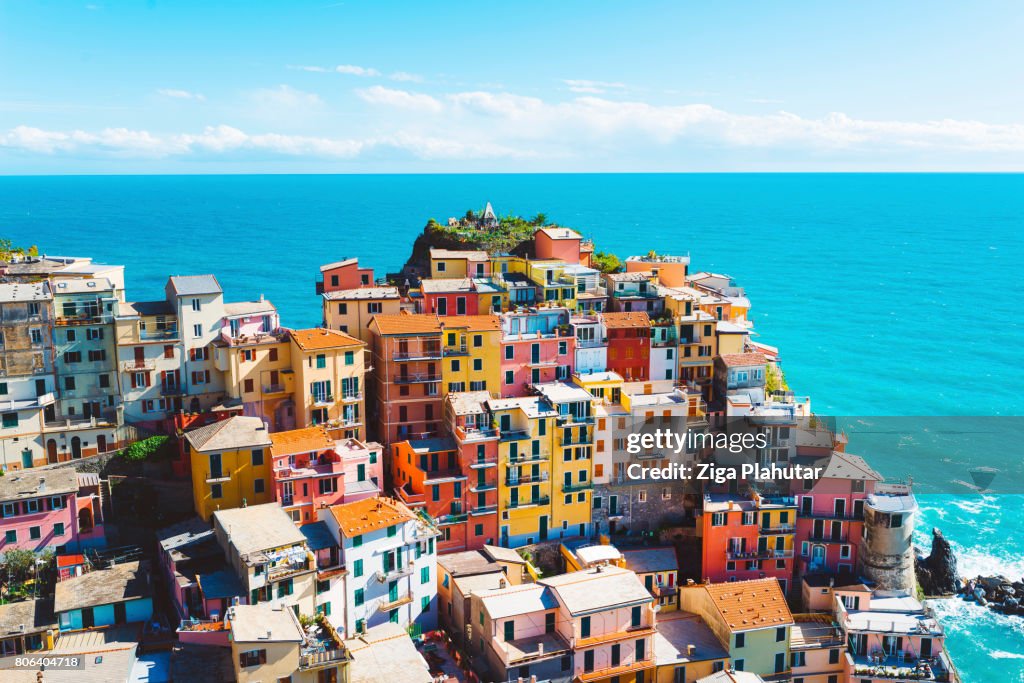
[417,278,479,316]
[602,311,651,381]
[317,257,375,294]
[391,392,499,553]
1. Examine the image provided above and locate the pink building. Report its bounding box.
[417,278,479,316]
[0,468,81,553]
[317,258,375,294]
[75,472,106,549]
[499,308,574,397]
[157,517,228,622]
[792,451,881,580]
[269,425,383,525]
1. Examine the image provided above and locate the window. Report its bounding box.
[450,359,460,372]
[504,370,514,385]
[734,659,744,671]
[776,626,787,642]
[316,354,326,368]
[674,667,687,683]
[504,620,514,641]
[353,534,362,547]
[387,525,397,537]
[252,449,264,466]
[580,616,591,638]
[4,530,15,543]
[505,345,514,359]
[211,483,223,499]
[354,589,364,606]
[367,302,382,314]
[711,512,726,526]
[193,324,202,338]
[191,298,201,312]
[238,649,266,668]
[29,526,41,540]
[421,566,430,584]
[473,358,482,371]
[473,334,483,347]
[345,350,355,365]
[421,595,430,612]
[317,579,330,594]
[735,632,745,648]
[0,383,6,395]
[775,651,787,674]
[583,650,594,672]
[25,499,40,514]
[2,413,17,429]
[829,648,840,664]
[277,578,294,598]
[635,638,645,661]
[631,605,642,627]
[791,651,806,667]
[254,479,265,494]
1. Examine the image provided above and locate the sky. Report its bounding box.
[1,0,1023,173]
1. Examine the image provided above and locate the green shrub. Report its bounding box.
[119,435,171,462]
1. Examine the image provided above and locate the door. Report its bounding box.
[920,638,932,657]
[82,607,95,628]
[134,346,145,367]
[388,580,398,602]
[811,544,826,569]
[46,440,58,464]
[71,436,82,459]
[436,298,447,315]
[35,379,47,396]
[114,602,127,625]
[835,498,846,518]
[21,450,33,468]
[539,515,548,541]
[531,344,540,364]
[97,435,107,453]
[510,488,519,507]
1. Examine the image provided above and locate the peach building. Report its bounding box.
[289,328,367,440]
[316,257,375,294]
[534,227,583,264]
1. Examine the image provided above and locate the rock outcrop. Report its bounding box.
[916,528,960,596]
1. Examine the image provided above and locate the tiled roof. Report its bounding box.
[371,313,443,335]
[703,578,794,632]
[168,274,222,296]
[537,227,582,240]
[451,314,502,331]
[622,547,678,574]
[329,497,416,538]
[270,425,334,457]
[719,352,767,368]
[601,311,651,328]
[817,450,883,481]
[290,327,364,351]
[184,415,271,452]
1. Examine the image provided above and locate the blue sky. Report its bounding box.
[1,0,1022,172]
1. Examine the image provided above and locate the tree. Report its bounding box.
[0,239,40,261]
[591,250,624,274]
[464,209,477,222]
[531,212,548,226]
[1,548,36,583]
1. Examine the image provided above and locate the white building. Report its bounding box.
[571,315,607,374]
[165,275,227,413]
[319,496,438,635]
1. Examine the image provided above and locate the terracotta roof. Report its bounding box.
[290,327,364,351]
[447,314,501,332]
[270,426,333,457]
[703,578,794,632]
[329,497,416,537]
[601,311,651,329]
[371,313,443,335]
[719,352,767,368]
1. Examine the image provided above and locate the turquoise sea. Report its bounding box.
[3,174,1023,678]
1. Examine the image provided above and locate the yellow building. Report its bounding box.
[429,248,490,279]
[214,332,295,432]
[185,415,273,521]
[536,381,595,542]
[322,286,402,343]
[290,328,367,440]
[439,315,502,396]
[487,395,557,547]
[524,259,579,309]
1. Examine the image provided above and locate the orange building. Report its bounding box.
[534,227,583,264]
[316,257,375,294]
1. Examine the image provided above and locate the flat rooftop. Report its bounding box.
[344,622,432,683]
[54,561,151,613]
[654,612,728,666]
[213,503,307,559]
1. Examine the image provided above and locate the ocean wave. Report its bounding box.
[991,651,1024,660]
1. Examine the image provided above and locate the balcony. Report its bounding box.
[266,550,315,581]
[299,646,351,671]
[443,344,469,356]
[340,391,363,402]
[469,482,497,493]
[507,452,548,464]
[206,468,235,484]
[556,414,594,426]
[312,394,335,406]
[507,472,549,486]
[375,565,414,582]
[121,359,156,371]
[43,410,119,431]
[140,327,179,341]
[849,652,953,682]
[507,495,550,509]
[392,347,442,361]
[393,372,442,384]
[499,428,531,442]
[470,504,498,516]
[808,532,850,544]
[726,548,793,561]
[559,432,592,446]
[376,592,413,612]
[263,383,286,394]
[562,481,593,493]
[455,425,499,443]
[435,512,469,525]
[469,456,498,468]
[761,523,796,534]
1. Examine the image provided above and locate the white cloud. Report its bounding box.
[157,88,206,102]
[335,64,382,77]
[357,85,443,113]
[563,79,626,94]
[290,65,331,73]
[389,71,423,83]
[249,85,323,109]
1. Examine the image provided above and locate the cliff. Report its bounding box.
[916,527,960,596]
[387,219,537,283]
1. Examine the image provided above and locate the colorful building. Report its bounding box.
[54,560,154,631]
[500,307,574,396]
[653,611,730,683]
[289,327,367,439]
[605,271,665,315]
[0,467,79,552]
[603,311,651,381]
[679,578,793,680]
[571,314,609,375]
[165,274,228,414]
[319,496,438,635]
[317,257,376,294]
[623,547,680,612]
[534,227,583,264]
[322,286,402,343]
[269,425,382,525]
[114,298,182,429]
[0,282,56,469]
[626,254,690,289]
[417,278,479,316]
[185,415,274,520]
[429,248,490,279]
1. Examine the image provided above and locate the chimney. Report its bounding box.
[499,578,507,589]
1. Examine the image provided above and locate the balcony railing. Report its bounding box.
[312,394,335,406]
[761,523,796,534]
[392,347,442,361]
[206,470,232,484]
[376,592,413,612]
[263,383,286,394]
[507,473,549,486]
[556,414,594,425]
[507,495,550,509]
[121,359,156,371]
[443,344,468,356]
[298,647,351,671]
[470,504,498,516]
[562,481,594,493]
[375,565,414,583]
[507,452,548,464]
[469,456,498,468]
[726,548,793,560]
[393,372,442,384]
